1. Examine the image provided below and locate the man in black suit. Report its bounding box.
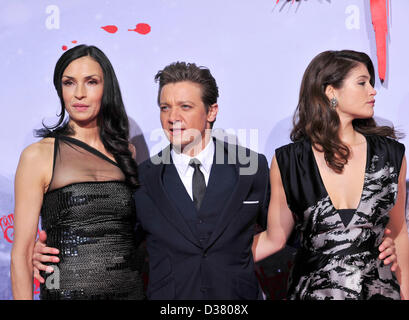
[133,62,269,299]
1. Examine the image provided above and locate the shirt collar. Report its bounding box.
[171,138,215,176]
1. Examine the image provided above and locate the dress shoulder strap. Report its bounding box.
[275,139,327,217]
[366,134,405,176]
[45,134,59,193]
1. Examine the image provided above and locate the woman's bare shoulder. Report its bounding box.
[15,138,55,191]
[19,138,55,165]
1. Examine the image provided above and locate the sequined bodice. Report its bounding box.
[39,135,144,300]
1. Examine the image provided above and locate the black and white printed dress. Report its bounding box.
[275,134,405,300]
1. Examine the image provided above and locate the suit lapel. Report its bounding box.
[204,140,254,250]
[163,162,199,233]
[143,146,202,248]
[198,160,236,218]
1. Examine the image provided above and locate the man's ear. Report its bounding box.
[207,103,218,123]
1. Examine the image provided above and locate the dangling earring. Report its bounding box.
[330,97,338,109]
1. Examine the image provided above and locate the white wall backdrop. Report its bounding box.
[0,0,408,299]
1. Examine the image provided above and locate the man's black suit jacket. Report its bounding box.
[133,139,269,299]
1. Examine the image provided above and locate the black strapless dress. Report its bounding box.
[39,135,144,300]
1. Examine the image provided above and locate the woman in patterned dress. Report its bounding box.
[253,50,409,299]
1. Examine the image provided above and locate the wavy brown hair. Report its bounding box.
[291,50,400,173]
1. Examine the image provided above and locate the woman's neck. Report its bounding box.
[338,121,365,146]
[68,121,101,146]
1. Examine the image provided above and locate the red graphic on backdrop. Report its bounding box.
[1,213,40,243]
[60,21,152,51]
[370,0,389,83]
[275,0,390,83]
[128,23,151,35]
[101,25,118,33]
[34,278,40,295]
[0,214,14,243]
[2,213,41,297]
[61,41,78,51]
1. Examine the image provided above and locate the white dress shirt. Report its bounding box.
[171,139,215,200]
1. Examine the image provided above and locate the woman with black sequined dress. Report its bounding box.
[11,45,145,300]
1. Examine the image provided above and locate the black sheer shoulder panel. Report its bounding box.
[48,135,125,192]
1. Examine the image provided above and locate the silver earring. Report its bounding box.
[330,97,338,109]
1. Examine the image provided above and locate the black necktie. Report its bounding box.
[189,158,206,210]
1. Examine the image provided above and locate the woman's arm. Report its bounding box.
[387,156,409,300]
[252,156,295,262]
[11,142,51,299]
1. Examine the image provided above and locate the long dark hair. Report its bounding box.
[36,44,138,188]
[291,50,400,173]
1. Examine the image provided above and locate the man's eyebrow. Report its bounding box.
[177,100,196,105]
[159,100,197,105]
